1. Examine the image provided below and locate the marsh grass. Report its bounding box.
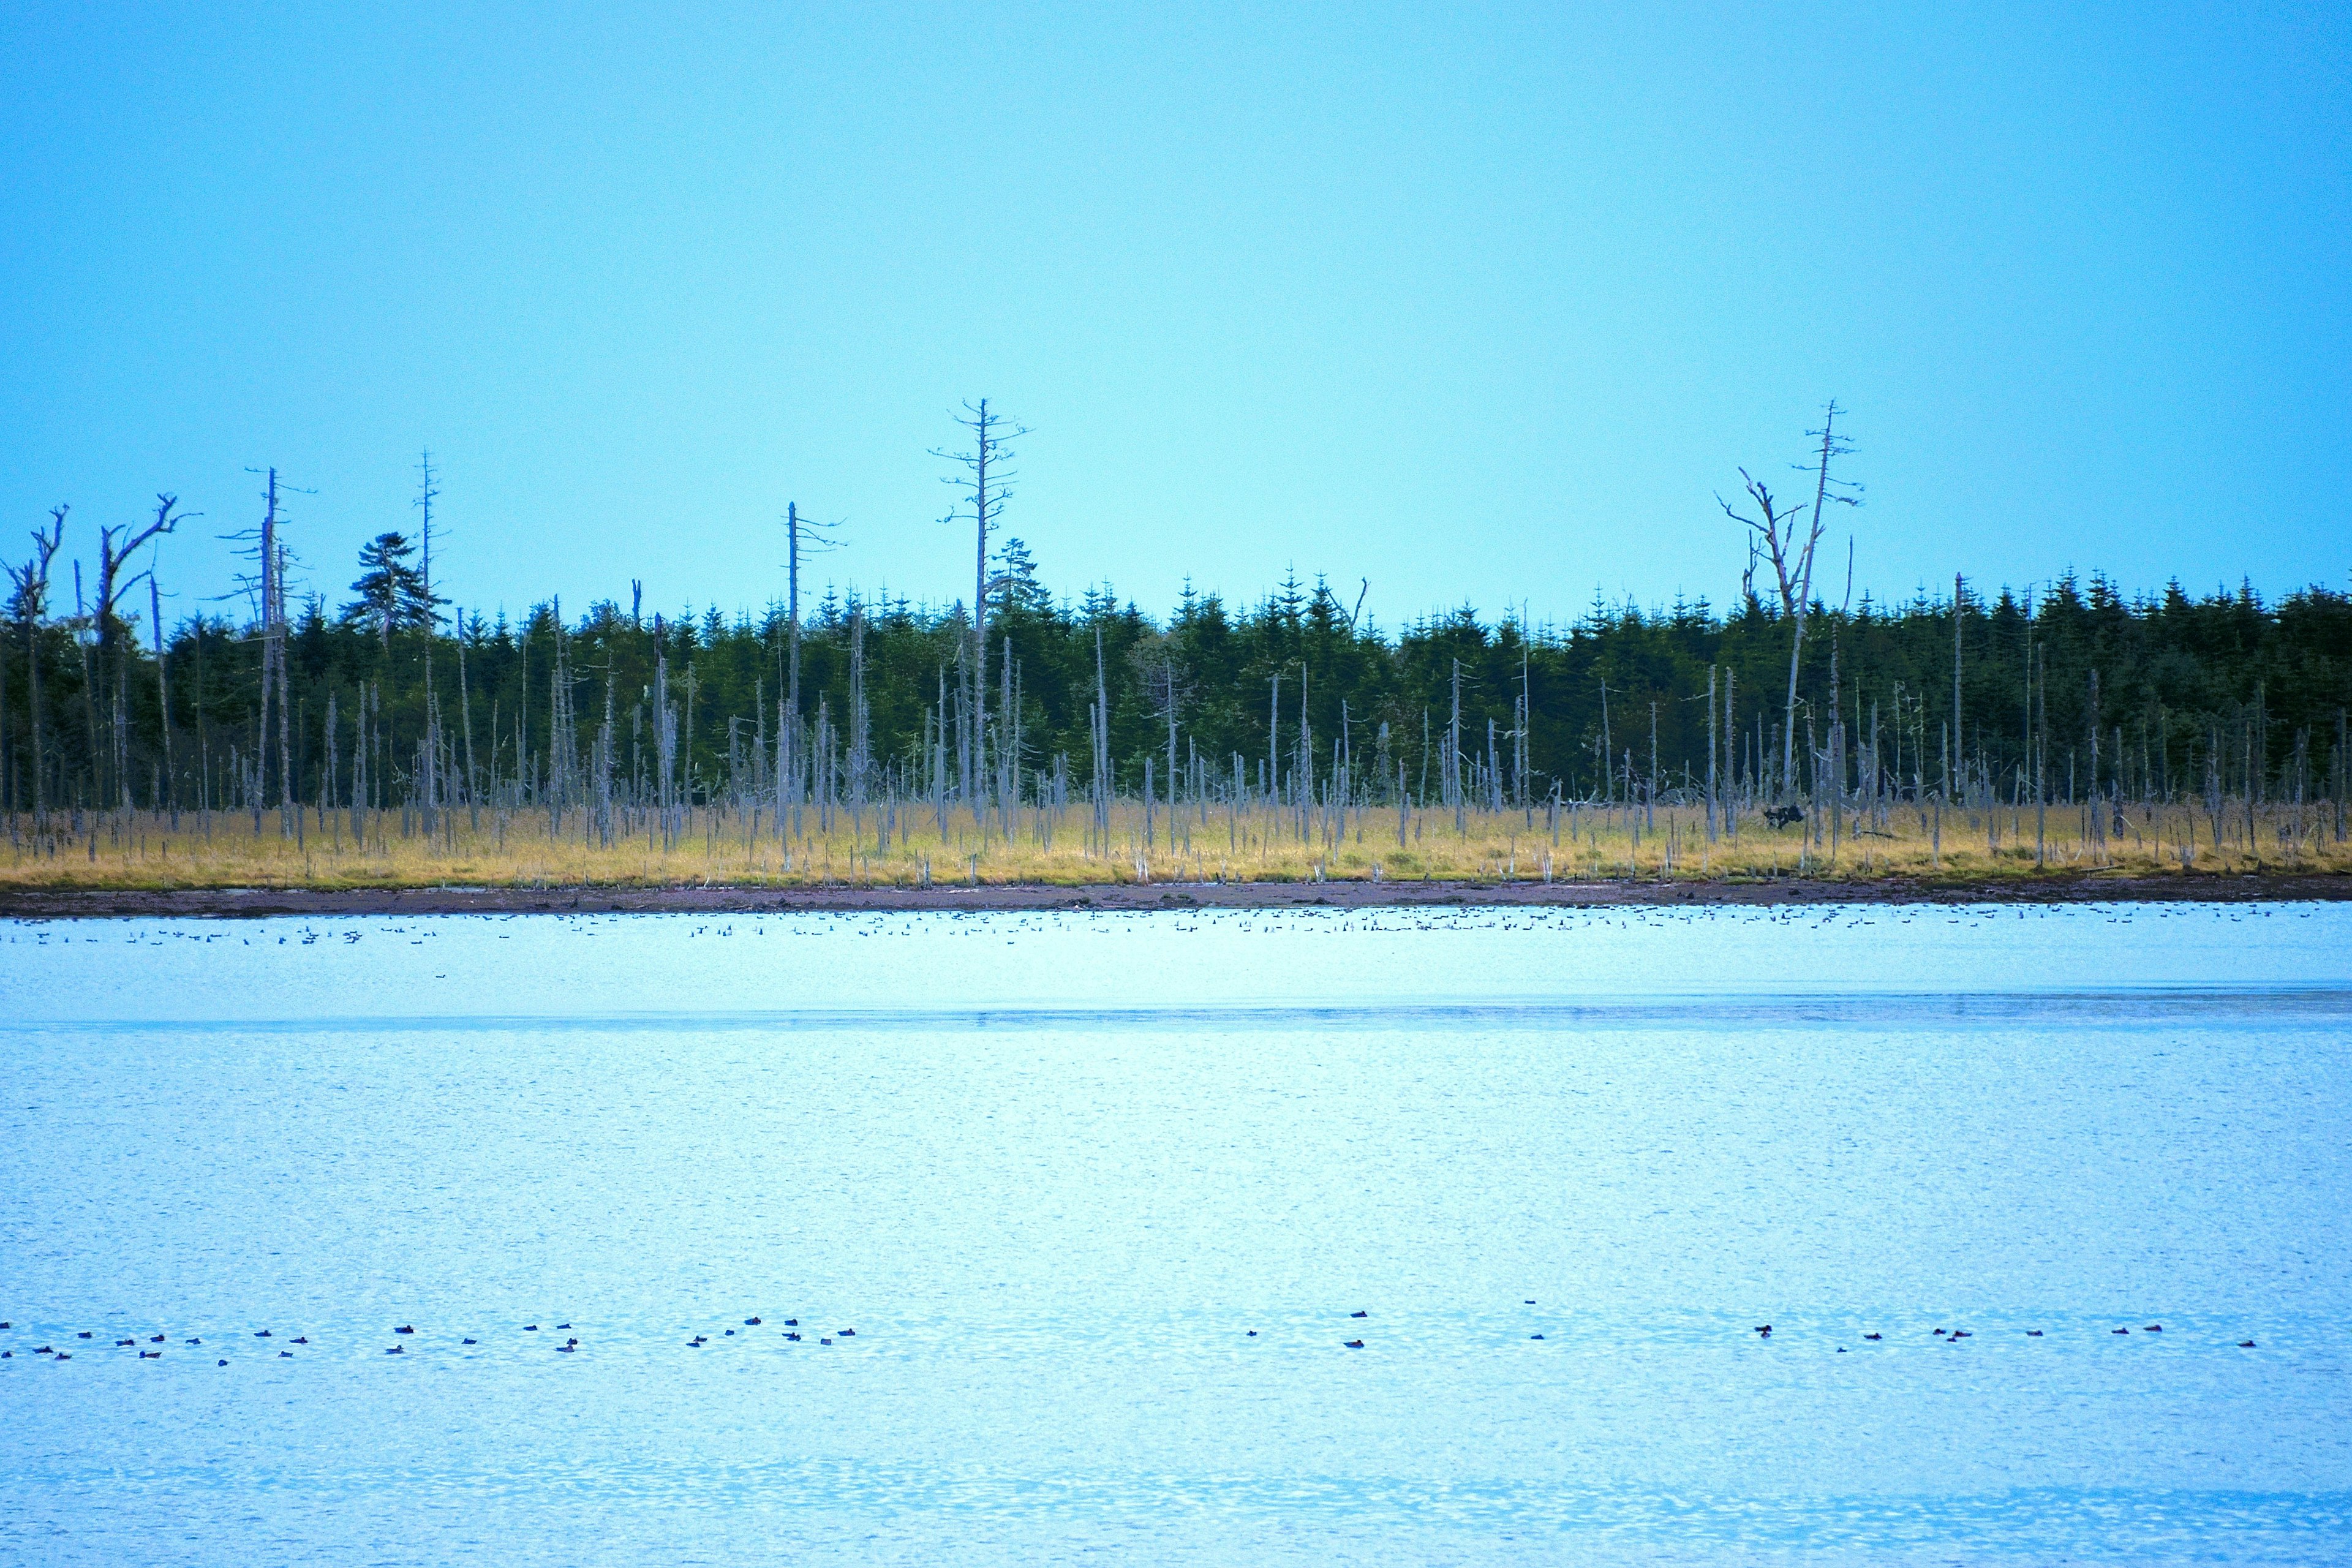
[4,795,2346,892]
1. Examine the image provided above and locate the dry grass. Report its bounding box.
[5,796,2347,892]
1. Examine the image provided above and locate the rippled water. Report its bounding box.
[4,902,2349,1564]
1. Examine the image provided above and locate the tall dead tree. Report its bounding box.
[935,399,1027,816]
[777,501,839,840]
[415,451,441,741]
[151,575,175,817]
[5,508,66,820]
[225,469,299,813]
[1721,403,1858,796]
[96,494,190,807]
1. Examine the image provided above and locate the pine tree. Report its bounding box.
[343,532,442,647]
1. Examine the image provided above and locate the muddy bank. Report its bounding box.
[2,872,2345,919]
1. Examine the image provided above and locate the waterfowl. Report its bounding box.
[839,1328,856,1336]
[2113,1327,2130,1335]
[783,1319,797,1327]
[386,1345,404,1354]
[556,1344,575,1353]
[820,1337,832,1345]
[2238,1340,2257,1348]
[77,1331,91,1338]
[1863,1333,1882,1341]
[116,1338,135,1347]
[2027,1330,2043,1336]
[1530,1334,1545,1341]
[292,1336,307,1345]
[1951,1330,1971,1340]
[524,1325,538,1332]
[187,1338,201,1345]
[394,1325,414,1335]
[1350,1311,1368,1319]
[278,1351,291,1358]
[1524,1300,1536,1305]
[257,1329,272,1338]
[35,1346,53,1354]
[1344,1339,1365,1349]
[1246,1331,1257,1337]
[1755,1325,1772,1336]
[557,1323,572,1330]
[2144,1324,2162,1332]
[1,1321,10,1329]
[725,1330,735,1336]
[462,1338,477,1345]
[149,1335,164,1343]
[786,1332,801,1341]
[744,1317,761,1326]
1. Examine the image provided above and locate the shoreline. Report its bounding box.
[2,872,2346,918]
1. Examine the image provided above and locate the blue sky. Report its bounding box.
[2,2,2345,632]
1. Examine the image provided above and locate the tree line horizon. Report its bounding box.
[4,404,2349,827]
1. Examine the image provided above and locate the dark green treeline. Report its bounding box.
[4,556,2349,816]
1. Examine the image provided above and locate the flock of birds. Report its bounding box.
[0,1314,863,1365]
[1751,1320,2259,1352]
[0,1316,865,1363]
[2,1309,2261,1364]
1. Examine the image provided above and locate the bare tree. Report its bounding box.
[934,399,1028,804]
[224,469,304,812]
[1721,402,1859,796]
[777,500,840,839]
[4,507,66,820]
[96,495,192,806]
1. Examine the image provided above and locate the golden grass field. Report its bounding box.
[4,794,2346,892]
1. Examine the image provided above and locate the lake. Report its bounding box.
[4,902,2348,1564]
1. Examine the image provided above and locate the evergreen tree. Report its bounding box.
[342,532,442,646]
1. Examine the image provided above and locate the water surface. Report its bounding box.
[4,903,2348,1563]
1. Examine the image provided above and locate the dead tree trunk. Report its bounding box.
[5,508,65,823]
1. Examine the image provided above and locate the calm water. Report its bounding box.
[4,903,2349,1564]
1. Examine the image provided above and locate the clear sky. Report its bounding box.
[3,2,2345,633]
